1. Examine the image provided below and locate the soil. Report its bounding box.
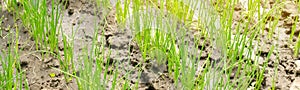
[1,0,300,90]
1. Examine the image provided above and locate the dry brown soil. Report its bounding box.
[1,0,300,90]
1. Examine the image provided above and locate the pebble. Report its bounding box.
[295,60,300,73]
[290,77,300,90]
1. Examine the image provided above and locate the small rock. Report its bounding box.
[151,62,166,74]
[44,57,53,63]
[283,18,294,27]
[107,36,128,49]
[53,60,60,67]
[290,77,300,90]
[140,72,151,84]
[295,60,300,73]
[58,42,64,51]
[281,1,298,19]
[277,77,291,90]
[258,57,264,65]
[234,4,243,11]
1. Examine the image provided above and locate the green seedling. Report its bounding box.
[295,34,300,57]
[0,0,289,89]
[289,16,298,42]
[116,0,130,28]
[0,16,3,38]
[75,0,122,89]
[18,0,61,55]
[0,24,28,89]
